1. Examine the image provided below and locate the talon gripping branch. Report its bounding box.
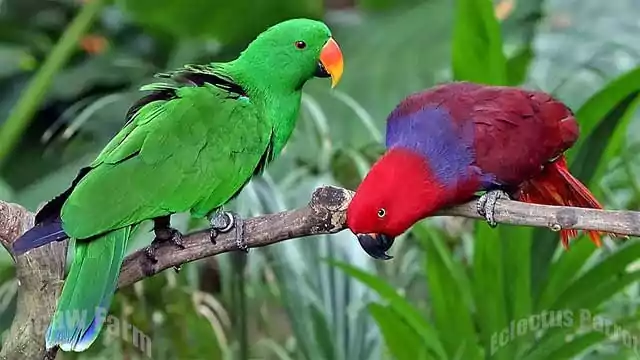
[346,82,615,260]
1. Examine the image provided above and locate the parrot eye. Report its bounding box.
[377,208,386,218]
[294,41,307,49]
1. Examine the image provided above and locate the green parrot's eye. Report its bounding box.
[377,208,386,218]
[294,41,307,49]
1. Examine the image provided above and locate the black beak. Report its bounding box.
[356,233,395,260]
[314,61,331,78]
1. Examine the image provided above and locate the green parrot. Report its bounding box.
[12,18,344,352]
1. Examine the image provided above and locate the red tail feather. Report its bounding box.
[515,156,609,249]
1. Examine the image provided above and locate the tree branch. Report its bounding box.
[0,202,66,360]
[117,185,351,288]
[1,185,640,358]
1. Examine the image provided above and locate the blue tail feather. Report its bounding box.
[12,220,68,255]
[45,226,131,352]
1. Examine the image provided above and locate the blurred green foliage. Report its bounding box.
[117,0,324,43]
[0,0,640,359]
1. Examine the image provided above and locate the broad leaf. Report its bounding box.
[332,261,448,359]
[414,226,482,360]
[452,0,507,84]
[368,303,431,360]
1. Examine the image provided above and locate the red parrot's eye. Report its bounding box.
[294,41,307,49]
[377,208,386,218]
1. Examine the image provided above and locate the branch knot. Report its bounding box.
[309,186,352,212]
[309,186,352,234]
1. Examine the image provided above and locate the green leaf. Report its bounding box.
[116,0,323,44]
[526,245,640,359]
[586,96,640,195]
[368,303,430,360]
[535,239,595,311]
[499,226,532,355]
[309,303,337,360]
[577,270,640,310]
[545,313,640,359]
[0,178,12,202]
[569,67,640,162]
[551,242,640,310]
[570,90,640,186]
[257,339,297,360]
[356,0,425,11]
[521,312,640,360]
[506,46,533,85]
[413,225,481,360]
[471,224,511,360]
[414,225,475,310]
[544,331,611,360]
[452,0,507,84]
[331,261,448,359]
[0,0,108,167]
[0,45,34,79]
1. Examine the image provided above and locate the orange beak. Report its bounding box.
[319,37,343,88]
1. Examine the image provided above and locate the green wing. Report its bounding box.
[61,77,271,240]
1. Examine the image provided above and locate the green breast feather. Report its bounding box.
[60,68,273,240]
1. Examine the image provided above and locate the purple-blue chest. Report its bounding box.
[385,105,497,189]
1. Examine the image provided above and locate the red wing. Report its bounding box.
[421,83,578,186]
[471,87,578,186]
[393,82,579,187]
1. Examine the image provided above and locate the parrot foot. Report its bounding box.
[477,189,510,228]
[145,216,185,272]
[154,227,185,248]
[144,236,184,273]
[209,211,247,252]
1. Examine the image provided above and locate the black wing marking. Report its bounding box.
[253,133,275,176]
[124,64,248,127]
[34,166,92,225]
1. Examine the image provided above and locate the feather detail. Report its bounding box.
[12,221,67,255]
[11,166,92,255]
[386,106,477,188]
[125,63,248,127]
[46,226,132,351]
[515,156,615,248]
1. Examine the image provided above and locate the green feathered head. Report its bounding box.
[236,18,343,91]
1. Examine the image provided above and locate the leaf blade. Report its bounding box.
[452,0,507,85]
[331,260,448,359]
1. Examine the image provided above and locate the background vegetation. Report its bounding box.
[1,0,640,359]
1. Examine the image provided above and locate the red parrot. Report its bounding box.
[346,82,615,260]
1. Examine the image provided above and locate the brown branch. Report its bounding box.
[121,191,640,287]
[0,202,66,360]
[117,185,351,288]
[435,198,640,237]
[1,185,640,359]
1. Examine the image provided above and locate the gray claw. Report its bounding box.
[210,211,234,232]
[209,211,247,252]
[477,190,510,227]
[210,228,218,244]
[477,195,488,217]
[234,215,247,252]
[144,244,159,264]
